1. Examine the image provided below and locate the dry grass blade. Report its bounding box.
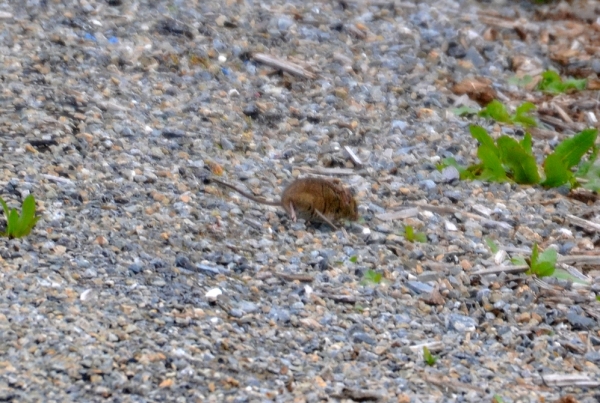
[344,146,363,167]
[376,208,420,221]
[537,374,600,388]
[272,272,314,282]
[377,204,513,230]
[553,103,574,124]
[296,166,357,176]
[565,214,600,232]
[252,53,316,79]
[472,255,600,276]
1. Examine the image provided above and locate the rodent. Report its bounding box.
[209,177,358,229]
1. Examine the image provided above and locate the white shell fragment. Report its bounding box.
[444,221,458,231]
[205,288,223,302]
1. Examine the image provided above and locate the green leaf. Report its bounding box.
[452,106,479,116]
[442,157,459,167]
[537,70,562,94]
[0,197,9,237]
[575,145,598,177]
[362,269,383,286]
[497,136,541,184]
[492,395,506,403]
[553,129,598,169]
[562,77,587,92]
[530,243,540,267]
[414,233,427,243]
[512,102,537,128]
[404,225,427,243]
[0,197,8,218]
[537,247,557,266]
[508,75,533,88]
[469,126,498,153]
[537,70,587,94]
[581,163,600,191]
[527,245,557,277]
[477,144,508,182]
[515,102,536,115]
[349,255,358,263]
[485,238,499,254]
[0,195,40,239]
[7,208,18,238]
[21,195,36,223]
[520,133,533,155]
[542,153,572,188]
[479,100,512,123]
[511,256,527,266]
[551,268,590,285]
[15,195,38,237]
[460,167,478,180]
[423,346,437,366]
[514,115,537,128]
[441,157,460,170]
[529,262,555,277]
[575,160,594,178]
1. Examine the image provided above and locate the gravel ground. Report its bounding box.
[0,0,599,402]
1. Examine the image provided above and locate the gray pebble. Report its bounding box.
[406,280,434,294]
[447,314,477,332]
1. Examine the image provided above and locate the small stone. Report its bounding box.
[566,312,596,330]
[407,280,434,294]
[215,15,227,27]
[419,179,436,190]
[205,288,222,302]
[516,312,531,323]
[352,332,377,345]
[441,166,460,182]
[465,47,485,67]
[591,59,600,74]
[446,314,477,332]
[444,221,457,231]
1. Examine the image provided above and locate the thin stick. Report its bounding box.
[253,53,316,79]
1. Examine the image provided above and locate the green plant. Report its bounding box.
[423,346,437,366]
[551,268,590,285]
[525,243,557,277]
[542,129,598,188]
[452,105,479,117]
[0,194,40,239]
[508,75,533,88]
[492,395,506,403]
[441,126,598,188]
[512,245,590,284]
[361,269,384,286]
[349,255,358,263]
[477,100,537,128]
[596,296,600,302]
[485,238,500,254]
[537,70,587,95]
[574,140,600,191]
[403,226,427,243]
[465,125,539,183]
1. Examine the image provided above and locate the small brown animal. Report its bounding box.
[210,177,358,229]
